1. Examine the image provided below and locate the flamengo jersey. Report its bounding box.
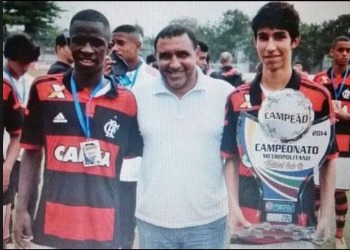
[20,70,143,248]
[3,79,23,204]
[2,79,23,158]
[313,68,350,157]
[221,71,337,244]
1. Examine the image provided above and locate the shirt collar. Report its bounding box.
[326,66,350,78]
[63,69,118,98]
[249,69,301,106]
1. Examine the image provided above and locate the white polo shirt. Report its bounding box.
[133,67,234,228]
[119,62,158,182]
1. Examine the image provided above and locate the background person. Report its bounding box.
[107,24,158,249]
[197,40,209,74]
[2,32,40,249]
[210,51,244,87]
[47,32,73,74]
[313,35,350,249]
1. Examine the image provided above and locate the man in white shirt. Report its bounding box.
[133,24,234,249]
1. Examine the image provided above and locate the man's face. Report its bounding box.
[111,32,140,66]
[331,41,350,67]
[69,20,110,75]
[156,33,198,96]
[8,60,32,79]
[196,50,208,72]
[255,28,299,72]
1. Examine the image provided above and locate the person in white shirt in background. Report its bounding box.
[104,24,158,249]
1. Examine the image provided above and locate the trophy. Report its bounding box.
[233,88,334,243]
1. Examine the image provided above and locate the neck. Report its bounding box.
[332,64,348,75]
[57,56,71,66]
[261,67,293,91]
[73,70,103,91]
[128,58,141,72]
[5,62,20,80]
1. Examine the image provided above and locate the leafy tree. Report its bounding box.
[295,14,350,73]
[3,1,64,44]
[294,23,322,73]
[212,9,253,63]
[168,10,254,65]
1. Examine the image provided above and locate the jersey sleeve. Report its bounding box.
[20,82,44,149]
[220,94,238,159]
[324,93,339,161]
[124,114,143,158]
[3,81,23,135]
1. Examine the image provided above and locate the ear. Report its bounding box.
[291,36,301,49]
[329,48,334,58]
[195,45,200,57]
[136,41,142,50]
[253,37,257,48]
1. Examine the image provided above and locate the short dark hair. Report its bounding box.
[146,54,156,64]
[112,24,142,42]
[4,32,40,63]
[113,24,137,34]
[206,54,211,64]
[331,35,350,48]
[198,40,208,53]
[69,9,110,38]
[252,1,300,41]
[55,33,70,47]
[154,24,198,52]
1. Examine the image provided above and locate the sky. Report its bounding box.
[55,1,350,37]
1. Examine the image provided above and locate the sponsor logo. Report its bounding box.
[53,112,67,123]
[266,213,292,223]
[54,145,110,167]
[265,201,295,213]
[239,94,252,108]
[48,84,66,99]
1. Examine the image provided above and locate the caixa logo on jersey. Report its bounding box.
[265,201,295,213]
[54,145,110,167]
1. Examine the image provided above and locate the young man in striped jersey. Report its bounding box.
[221,2,337,249]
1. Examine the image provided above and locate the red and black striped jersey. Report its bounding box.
[221,71,337,244]
[2,78,23,164]
[20,70,143,248]
[314,68,350,157]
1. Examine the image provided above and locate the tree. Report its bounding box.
[294,23,322,73]
[295,14,350,73]
[3,1,64,43]
[213,9,252,63]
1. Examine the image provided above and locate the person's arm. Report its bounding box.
[3,133,21,193]
[14,149,42,249]
[224,156,251,236]
[314,158,336,242]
